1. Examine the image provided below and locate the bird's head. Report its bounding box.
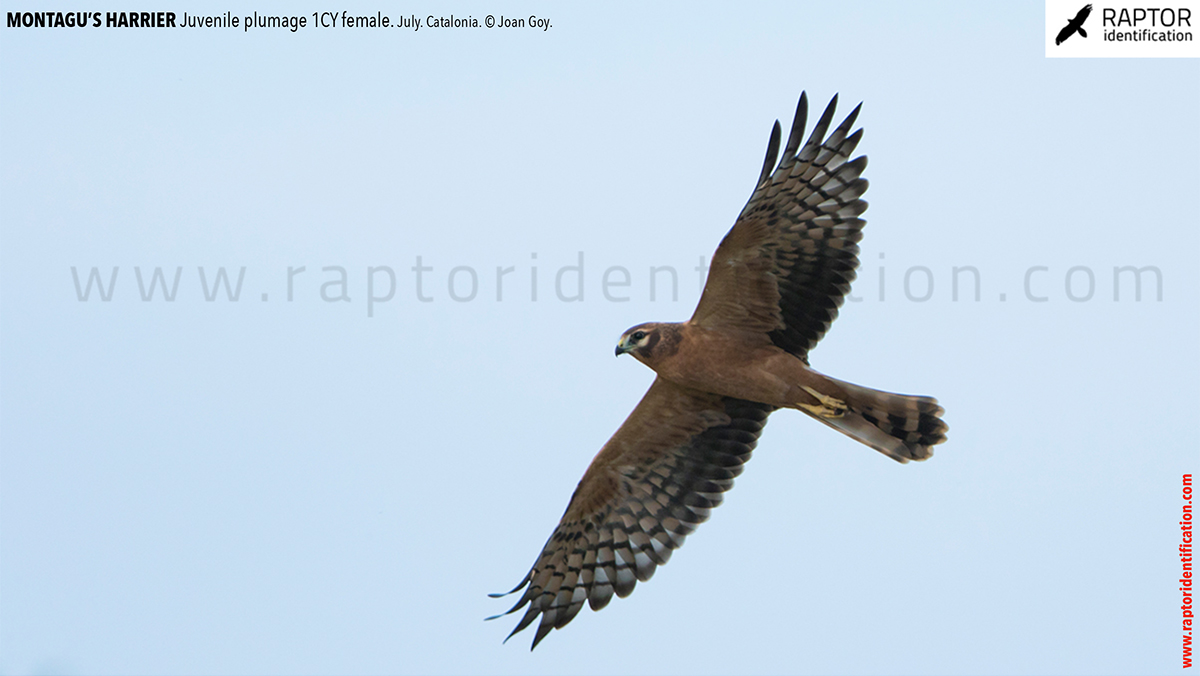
[615,322,679,364]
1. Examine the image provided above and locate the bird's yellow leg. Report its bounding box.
[797,386,847,418]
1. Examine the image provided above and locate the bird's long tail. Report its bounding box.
[800,376,948,463]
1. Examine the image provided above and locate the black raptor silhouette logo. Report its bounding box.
[1056,4,1093,45]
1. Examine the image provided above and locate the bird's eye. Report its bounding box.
[632,331,647,341]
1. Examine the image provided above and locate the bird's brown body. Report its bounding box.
[491,92,948,650]
[626,322,832,410]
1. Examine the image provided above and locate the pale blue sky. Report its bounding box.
[2,2,1197,674]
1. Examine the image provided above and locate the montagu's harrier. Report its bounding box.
[489,92,948,649]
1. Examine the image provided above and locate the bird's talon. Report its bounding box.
[798,386,847,418]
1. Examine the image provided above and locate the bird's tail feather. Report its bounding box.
[806,376,948,463]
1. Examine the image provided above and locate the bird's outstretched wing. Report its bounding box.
[1055,23,1076,44]
[1074,3,1092,37]
[489,378,773,649]
[690,92,867,360]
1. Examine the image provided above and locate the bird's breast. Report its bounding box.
[651,329,794,406]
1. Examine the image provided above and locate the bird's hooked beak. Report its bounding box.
[615,337,632,357]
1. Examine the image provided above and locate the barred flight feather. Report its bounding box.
[693,92,870,360]
[488,390,773,649]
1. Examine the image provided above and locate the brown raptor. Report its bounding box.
[489,92,948,649]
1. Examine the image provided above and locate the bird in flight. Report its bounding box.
[1056,4,1093,45]
[489,92,948,649]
